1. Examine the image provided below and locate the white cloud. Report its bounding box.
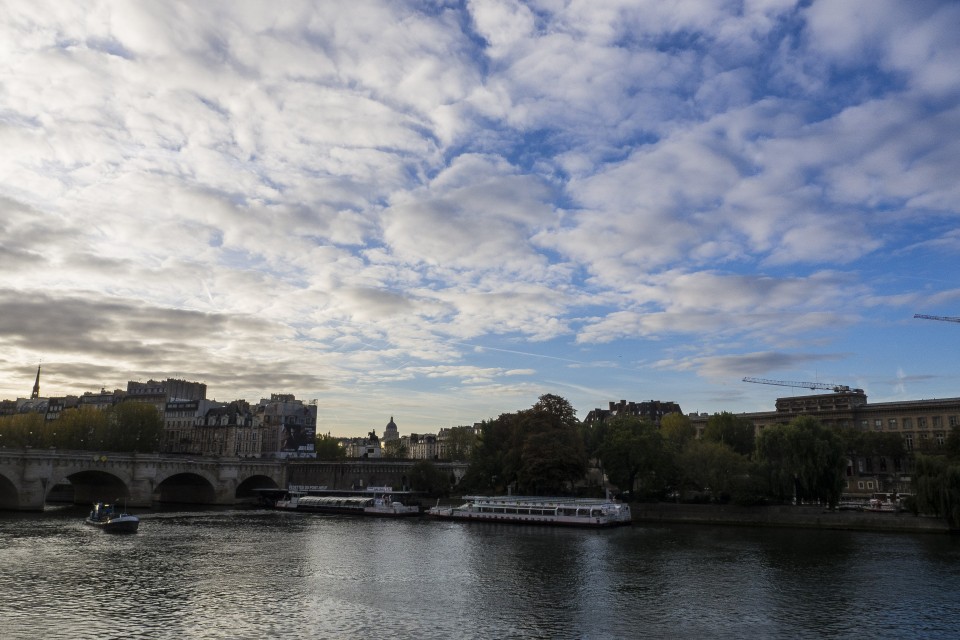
[1,1,958,433]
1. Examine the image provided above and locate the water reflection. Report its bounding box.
[2,509,960,639]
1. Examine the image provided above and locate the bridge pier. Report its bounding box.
[17,478,48,511]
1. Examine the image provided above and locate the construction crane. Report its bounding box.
[914,314,960,323]
[742,377,858,393]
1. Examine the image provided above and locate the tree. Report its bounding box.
[660,413,696,453]
[756,416,846,507]
[442,426,476,461]
[108,402,163,452]
[679,440,748,502]
[912,455,960,529]
[409,460,449,496]
[382,439,409,459]
[0,412,45,448]
[55,406,107,450]
[703,412,756,457]
[461,395,586,495]
[597,415,665,497]
[314,433,345,460]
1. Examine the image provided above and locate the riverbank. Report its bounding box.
[631,502,951,534]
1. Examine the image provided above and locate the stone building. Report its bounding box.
[583,399,683,426]
[162,398,227,454]
[383,416,399,443]
[127,378,207,416]
[192,400,258,457]
[258,394,317,459]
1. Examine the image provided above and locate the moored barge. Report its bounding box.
[270,487,421,517]
[428,495,631,528]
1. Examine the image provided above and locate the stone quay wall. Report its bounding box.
[630,503,951,534]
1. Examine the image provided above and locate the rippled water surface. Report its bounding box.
[2,507,960,639]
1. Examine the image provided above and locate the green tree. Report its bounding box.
[597,415,665,497]
[461,394,586,495]
[756,416,846,507]
[409,460,449,496]
[0,412,46,448]
[514,395,586,494]
[912,455,960,528]
[382,439,409,459]
[678,440,748,502]
[314,433,345,460]
[442,426,476,461]
[660,413,696,453]
[703,412,756,457]
[108,402,163,452]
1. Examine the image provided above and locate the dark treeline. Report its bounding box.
[0,404,162,452]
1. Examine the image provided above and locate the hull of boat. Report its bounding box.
[428,510,630,528]
[287,504,421,517]
[85,516,140,533]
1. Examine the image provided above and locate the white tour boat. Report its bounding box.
[428,495,632,528]
[274,487,421,518]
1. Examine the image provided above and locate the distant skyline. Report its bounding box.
[2,1,959,436]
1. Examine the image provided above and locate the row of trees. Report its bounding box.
[0,404,163,452]
[452,393,925,509]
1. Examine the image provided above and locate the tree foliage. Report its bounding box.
[462,394,586,495]
[913,447,960,529]
[409,460,449,497]
[597,415,665,496]
[0,402,161,452]
[678,440,748,502]
[442,426,477,461]
[314,433,346,460]
[703,412,756,457]
[756,416,846,507]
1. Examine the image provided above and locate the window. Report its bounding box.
[879,457,887,472]
[918,417,927,429]
[874,419,882,431]
[867,481,875,490]
[858,481,865,489]
[951,416,959,427]
[860,420,869,430]
[905,434,913,451]
[936,432,945,447]
[888,419,898,430]
[903,417,913,429]
[933,416,942,428]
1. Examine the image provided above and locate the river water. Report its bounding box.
[2,506,959,639]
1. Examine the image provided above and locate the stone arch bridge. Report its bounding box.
[0,449,469,511]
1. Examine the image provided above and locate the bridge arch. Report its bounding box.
[236,474,280,500]
[154,471,218,505]
[0,472,19,510]
[50,469,134,505]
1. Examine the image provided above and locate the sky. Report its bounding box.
[1,0,959,437]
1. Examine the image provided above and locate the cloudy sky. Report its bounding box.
[2,0,959,436]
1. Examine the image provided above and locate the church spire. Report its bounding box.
[31,363,41,399]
